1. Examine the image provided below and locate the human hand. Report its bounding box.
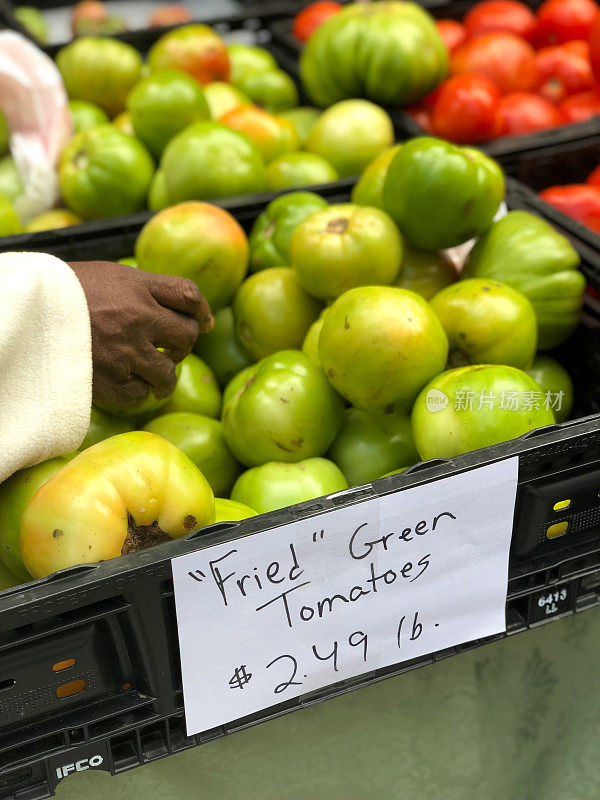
[69,261,213,407]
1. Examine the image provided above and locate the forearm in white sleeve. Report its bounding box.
[0,252,92,483]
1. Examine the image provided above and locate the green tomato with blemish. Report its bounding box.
[383,137,505,250]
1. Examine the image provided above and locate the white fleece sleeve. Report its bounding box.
[0,252,92,483]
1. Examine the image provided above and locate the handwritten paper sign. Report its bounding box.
[172,458,519,735]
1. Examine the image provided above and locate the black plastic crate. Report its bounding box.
[269,3,600,186]
[0,178,600,798]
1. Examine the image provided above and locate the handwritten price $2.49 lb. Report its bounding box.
[229,610,434,695]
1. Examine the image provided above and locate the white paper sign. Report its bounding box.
[172,458,519,736]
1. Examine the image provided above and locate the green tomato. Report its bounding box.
[135,201,249,312]
[118,257,138,268]
[380,467,409,478]
[161,121,267,202]
[462,211,585,350]
[127,70,210,159]
[193,307,254,388]
[0,156,22,203]
[222,364,257,410]
[319,286,448,412]
[302,312,326,366]
[15,6,48,43]
[69,100,109,134]
[156,353,221,419]
[248,191,329,272]
[222,350,345,467]
[412,365,555,460]
[235,69,299,113]
[203,82,253,120]
[266,152,338,191]
[57,37,143,117]
[231,458,347,514]
[306,100,394,178]
[227,44,278,85]
[279,107,321,147]
[143,412,240,497]
[526,355,573,423]
[214,497,257,522]
[329,408,419,487]
[383,138,505,250]
[112,111,135,137]
[25,209,81,232]
[147,170,171,212]
[430,278,537,370]
[0,110,9,158]
[0,560,20,591]
[290,204,403,300]
[351,144,403,209]
[0,453,76,581]
[233,267,322,361]
[79,407,135,451]
[0,195,21,236]
[300,1,447,107]
[395,245,457,301]
[59,125,154,219]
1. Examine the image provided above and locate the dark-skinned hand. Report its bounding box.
[69,261,213,407]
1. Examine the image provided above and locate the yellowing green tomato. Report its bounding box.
[231,458,347,514]
[0,195,21,236]
[290,203,403,300]
[526,356,573,423]
[69,99,109,134]
[233,267,322,361]
[193,307,254,388]
[156,353,221,419]
[144,412,241,497]
[79,406,135,450]
[306,100,394,178]
[0,453,76,581]
[351,144,403,209]
[25,209,81,232]
[127,70,210,159]
[203,82,252,120]
[227,44,278,85]
[395,245,457,301]
[235,69,299,113]
[319,286,448,412]
[266,152,338,191]
[412,365,555,460]
[279,107,321,147]
[57,37,143,117]
[329,408,419,487]
[214,497,257,522]
[222,350,345,467]
[430,279,538,370]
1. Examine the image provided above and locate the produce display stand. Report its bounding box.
[0,0,302,50]
[0,177,599,800]
[269,3,600,188]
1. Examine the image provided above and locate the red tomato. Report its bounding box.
[406,105,434,133]
[451,33,539,94]
[559,88,600,120]
[535,41,595,102]
[590,13,600,84]
[536,0,600,46]
[498,91,565,134]
[431,74,502,142]
[292,1,343,42]
[539,184,600,232]
[587,163,600,183]
[435,19,468,54]
[464,0,538,43]
[149,5,192,27]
